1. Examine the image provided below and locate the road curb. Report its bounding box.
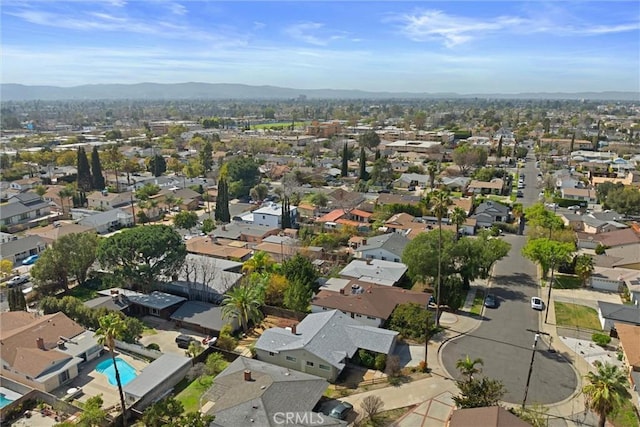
[437,314,484,379]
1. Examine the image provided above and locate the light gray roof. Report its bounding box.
[0,235,44,258]
[203,357,336,427]
[123,353,191,398]
[170,300,233,332]
[77,208,132,227]
[83,295,131,311]
[0,201,31,220]
[475,201,509,215]
[256,310,398,370]
[212,222,278,240]
[339,259,408,286]
[589,210,624,222]
[182,253,243,273]
[598,301,640,325]
[58,330,101,359]
[127,291,186,310]
[357,233,409,258]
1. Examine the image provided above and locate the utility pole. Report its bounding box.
[545,260,556,324]
[522,330,552,409]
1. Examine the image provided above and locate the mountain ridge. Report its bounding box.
[1,82,638,101]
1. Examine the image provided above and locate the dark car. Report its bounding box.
[329,401,353,420]
[175,334,196,349]
[484,293,498,308]
[516,190,524,198]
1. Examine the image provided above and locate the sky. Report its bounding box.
[2,1,639,94]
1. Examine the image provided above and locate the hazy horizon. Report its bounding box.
[2,1,639,94]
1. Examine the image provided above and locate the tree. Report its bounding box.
[496,135,504,159]
[281,254,319,291]
[242,251,274,274]
[90,146,105,190]
[34,184,47,197]
[583,363,630,427]
[450,207,467,237]
[358,131,381,150]
[456,355,483,381]
[223,156,260,197]
[360,395,384,421]
[222,283,264,332]
[522,239,574,280]
[76,147,93,192]
[186,340,204,358]
[283,277,313,313]
[249,183,269,202]
[215,177,230,223]
[524,203,564,239]
[58,184,75,218]
[369,156,395,188]
[30,247,70,295]
[425,189,451,326]
[387,302,432,341]
[78,394,107,427]
[452,144,487,176]
[201,217,215,234]
[56,232,99,285]
[8,287,27,311]
[147,154,167,177]
[310,192,328,209]
[97,225,186,292]
[453,376,506,408]
[205,352,227,375]
[200,140,214,173]
[173,211,198,231]
[575,254,595,287]
[341,142,348,177]
[264,273,289,307]
[1,259,14,279]
[358,146,368,181]
[175,413,215,427]
[142,397,184,427]
[413,110,427,130]
[95,313,128,427]
[427,161,438,189]
[604,186,640,216]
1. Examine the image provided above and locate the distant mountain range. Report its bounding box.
[1,82,638,101]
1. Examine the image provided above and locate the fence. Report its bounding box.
[262,305,307,321]
[115,340,162,360]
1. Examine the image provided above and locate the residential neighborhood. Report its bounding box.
[1,96,640,427]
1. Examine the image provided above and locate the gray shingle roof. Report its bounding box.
[339,259,407,286]
[256,310,398,370]
[357,233,409,258]
[169,300,231,332]
[0,235,44,258]
[598,301,640,325]
[123,353,191,399]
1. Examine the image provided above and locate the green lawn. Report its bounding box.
[66,285,98,301]
[554,274,583,289]
[612,399,640,427]
[470,290,485,316]
[175,375,214,413]
[554,302,602,331]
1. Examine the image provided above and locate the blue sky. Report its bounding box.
[2,1,639,93]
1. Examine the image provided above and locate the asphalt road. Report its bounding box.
[441,155,578,405]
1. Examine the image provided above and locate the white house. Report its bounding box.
[354,233,409,263]
[249,202,298,228]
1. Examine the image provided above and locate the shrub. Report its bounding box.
[374,354,387,371]
[417,360,429,373]
[146,343,160,351]
[358,349,375,369]
[592,333,611,347]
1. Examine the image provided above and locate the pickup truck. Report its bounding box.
[7,275,29,288]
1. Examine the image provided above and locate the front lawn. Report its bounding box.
[360,406,415,427]
[554,274,583,289]
[554,302,602,331]
[470,290,485,316]
[175,375,214,413]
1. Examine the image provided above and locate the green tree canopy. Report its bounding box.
[583,363,631,427]
[97,225,186,292]
[521,238,575,279]
[358,131,381,150]
[90,146,105,190]
[387,302,433,341]
[222,156,260,197]
[281,254,319,291]
[173,211,198,231]
[76,147,93,192]
[222,283,264,331]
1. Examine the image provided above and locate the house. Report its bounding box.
[212,223,281,245]
[339,259,408,287]
[96,289,187,319]
[597,301,640,331]
[0,312,101,392]
[440,177,471,192]
[0,235,46,265]
[0,193,52,230]
[562,214,618,234]
[156,187,202,211]
[576,229,640,250]
[448,406,530,427]
[86,190,134,211]
[311,282,430,327]
[382,212,420,234]
[255,310,398,382]
[201,357,339,427]
[471,201,510,228]
[9,177,41,192]
[253,235,307,263]
[77,208,134,233]
[326,188,365,210]
[614,323,640,408]
[354,233,409,263]
[395,173,430,189]
[466,179,505,196]
[186,235,252,261]
[123,353,192,411]
[589,266,637,292]
[170,300,240,337]
[316,209,347,229]
[560,187,598,203]
[244,202,298,228]
[25,222,95,245]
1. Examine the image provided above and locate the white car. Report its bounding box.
[7,275,29,288]
[531,297,544,310]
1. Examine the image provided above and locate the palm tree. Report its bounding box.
[426,189,452,327]
[450,207,467,238]
[58,185,75,219]
[575,254,595,287]
[242,251,274,274]
[95,313,128,427]
[427,161,438,189]
[583,363,630,427]
[456,355,484,381]
[222,283,265,332]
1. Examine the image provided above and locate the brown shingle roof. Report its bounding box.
[615,323,640,368]
[577,228,640,248]
[449,406,531,427]
[186,236,251,260]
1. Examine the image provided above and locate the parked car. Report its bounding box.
[531,297,544,310]
[175,334,196,349]
[22,254,39,265]
[516,190,524,198]
[568,205,582,211]
[7,275,29,287]
[329,401,353,420]
[484,293,498,308]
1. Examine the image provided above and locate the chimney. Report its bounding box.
[361,239,367,246]
[339,288,345,295]
[366,258,372,265]
[36,337,45,350]
[244,370,252,381]
[291,324,297,335]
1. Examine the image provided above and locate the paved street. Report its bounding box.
[441,155,579,405]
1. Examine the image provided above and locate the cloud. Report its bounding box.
[167,2,187,16]
[284,22,329,46]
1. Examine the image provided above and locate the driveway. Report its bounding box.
[138,316,209,355]
[393,342,425,368]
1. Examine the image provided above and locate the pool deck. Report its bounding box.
[1,386,23,403]
[52,351,148,413]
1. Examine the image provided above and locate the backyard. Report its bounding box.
[175,375,214,413]
[554,301,602,331]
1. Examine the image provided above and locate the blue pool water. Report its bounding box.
[95,357,137,386]
[0,394,13,409]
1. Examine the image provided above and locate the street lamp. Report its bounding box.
[522,333,540,409]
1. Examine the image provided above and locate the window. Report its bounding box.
[319,364,330,371]
[150,308,160,316]
[381,256,387,260]
[286,356,296,362]
[269,351,275,356]
[355,314,362,317]
[58,370,70,384]
[306,361,314,367]
[367,316,377,320]
[394,258,400,262]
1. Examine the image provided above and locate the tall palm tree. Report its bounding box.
[58,185,75,219]
[242,251,274,274]
[450,207,467,239]
[427,161,438,189]
[222,283,264,332]
[456,355,484,381]
[95,313,128,427]
[583,363,630,427]
[426,189,452,327]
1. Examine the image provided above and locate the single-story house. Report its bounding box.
[211,222,280,245]
[354,233,409,263]
[25,222,95,245]
[560,187,598,203]
[124,353,192,410]
[614,323,640,408]
[169,300,240,337]
[339,259,408,287]
[1,193,52,230]
[77,208,134,234]
[597,301,640,331]
[466,179,504,196]
[0,235,46,265]
[576,229,640,250]
[87,190,134,211]
[185,236,252,261]
[97,289,187,319]
[471,201,510,228]
[255,310,398,382]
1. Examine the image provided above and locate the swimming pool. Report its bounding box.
[95,357,137,386]
[0,393,13,409]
